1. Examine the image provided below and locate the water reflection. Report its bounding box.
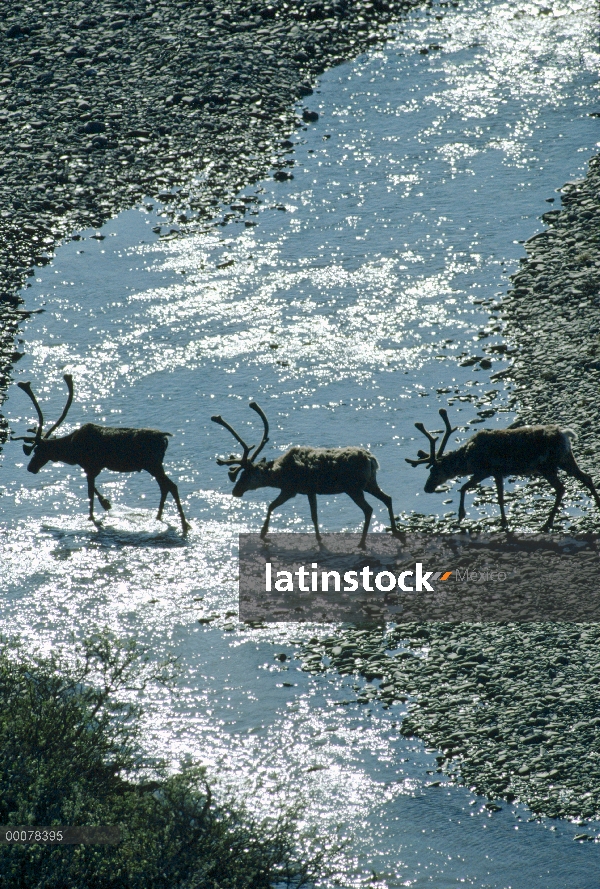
[1,0,599,884]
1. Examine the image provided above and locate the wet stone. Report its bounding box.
[304,616,600,821]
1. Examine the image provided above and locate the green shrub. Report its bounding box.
[0,635,314,889]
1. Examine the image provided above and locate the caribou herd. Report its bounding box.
[13,375,600,541]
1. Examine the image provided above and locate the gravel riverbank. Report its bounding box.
[504,155,600,450]
[300,618,600,825]
[0,0,420,443]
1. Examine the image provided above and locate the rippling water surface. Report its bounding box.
[2,0,599,883]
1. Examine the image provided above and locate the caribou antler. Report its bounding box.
[17,381,44,439]
[44,374,74,438]
[211,412,254,480]
[10,434,39,453]
[14,380,45,453]
[415,422,438,463]
[211,416,252,460]
[405,448,432,468]
[15,375,75,450]
[405,408,459,468]
[437,408,457,459]
[212,402,271,480]
[405,420,438,468]
[248,402,269,461]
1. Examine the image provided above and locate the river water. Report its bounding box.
[2,0,599,884]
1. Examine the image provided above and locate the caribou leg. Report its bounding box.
[539,471,565,531]
[94,486,111,511]
[561,453,600,513]
[307,492,322,542]
[154,474,169,519]
[458,474,486,522]
[86,472,102,526]
[150,467,191,534]
[365,480,401,536]
[261,491,296,539]
[494,474,507,528]
[346,489,373,549]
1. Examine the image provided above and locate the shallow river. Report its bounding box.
[2,0,600,884]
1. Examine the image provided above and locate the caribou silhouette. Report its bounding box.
[14,374,190,534]
[406,408,600,530]
[212,401,401,547]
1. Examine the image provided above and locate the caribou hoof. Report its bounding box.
[99,497,111,511]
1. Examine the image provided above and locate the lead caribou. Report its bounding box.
[406,408,600,530]
[14,375,190,534]
[212,402,401,547]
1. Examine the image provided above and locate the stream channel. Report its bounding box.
[1,0,599,884]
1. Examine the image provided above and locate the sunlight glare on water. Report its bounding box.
[1,0,599,884]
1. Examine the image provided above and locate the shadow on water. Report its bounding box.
[43,516,189,551]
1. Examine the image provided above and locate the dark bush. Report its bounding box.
[0,635,314,889]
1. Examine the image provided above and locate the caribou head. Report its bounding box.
[405,408,458,492]
[12,374,75,473]
[211,402,270,497]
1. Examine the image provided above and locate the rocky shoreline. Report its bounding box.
[504,156,600,449]
[300,617,600,826]
[0,0,421,443]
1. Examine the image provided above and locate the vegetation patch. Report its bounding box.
[0,634,314,888]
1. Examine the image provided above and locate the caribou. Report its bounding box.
[406,408,600,531]
[212,402,401,547]
[13,374,190,534]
